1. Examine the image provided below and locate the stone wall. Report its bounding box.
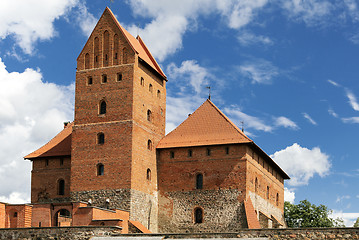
[0,227,358,239]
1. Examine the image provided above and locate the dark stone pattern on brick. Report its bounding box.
[159,189,247,233]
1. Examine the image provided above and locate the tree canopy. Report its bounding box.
[354,217,359,227]
[284,200,345,228]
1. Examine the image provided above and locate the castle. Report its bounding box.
[0,8,289,233]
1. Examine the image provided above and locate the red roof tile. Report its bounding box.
[157,99,252,148]
[24,122,73,159]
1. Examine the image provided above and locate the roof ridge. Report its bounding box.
[206,99,252,142]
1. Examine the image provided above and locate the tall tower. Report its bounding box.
[71,8,166,231]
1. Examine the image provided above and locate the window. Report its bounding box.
[97,163,104,176]
[60,158,64,166]
[58,179,65,195]
[188,149,192,157]
[87,76,93,85]
[147,139,152,150]
[103,30,109,66]
[255,178,258,193]
[99,101,106,115]
[267,186,270,199]
[14,212,18,218]
[147,109,152,122]
[122,47,127,64]
[45,159,49,166]
[276,193,279,206]
[85,53,90,69]
[117,73,122,82]
[196,173,203,189]
[170,151,175,159]
[225,146,229,155]
[157,90,161,99]
[147,168,151,181]
[149,84,153,93]
[94,37,99,68]
[115,53,118,59]
[206,148,211,156]
[102,74,107,83]
[194,207,203,223]
[98,133,105,144]
[140,77,144,86]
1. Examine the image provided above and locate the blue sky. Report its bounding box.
[0,0,358,226]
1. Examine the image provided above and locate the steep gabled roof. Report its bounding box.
[157,99,252,149]
[78,7,166,80]
[24,122,73,159]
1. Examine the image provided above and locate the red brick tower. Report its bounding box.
[71,7,166,231]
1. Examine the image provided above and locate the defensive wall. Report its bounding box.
[0,226,358,239]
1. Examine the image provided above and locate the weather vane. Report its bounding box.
[240,121,244,132]
[206,86,211,100]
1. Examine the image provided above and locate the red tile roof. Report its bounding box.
[24,122,73,159]
[157,99,252,148]
[244,197,261,229]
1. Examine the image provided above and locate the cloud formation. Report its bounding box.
[275,116,299,129]
[303,112,317,125]
[238,59,279,84]
[284,187,296,204]
[0,58,74,203]
[271,143,331,186]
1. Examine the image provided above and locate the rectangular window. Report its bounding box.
[87,76,93,85]
[170,151,175,159]
[225,147,229,155]
[188,149,192,157]
[117,73,122,82]
[45,159,49,167]
[102,74,107,83]
[60,158,64,166]
[206,148,211,156]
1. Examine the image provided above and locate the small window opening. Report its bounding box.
[147,109,152,122]
[267,186,270,199]
[206,148,211,156]
[146,168,151,181]
[95,56,98,62]
[147,139,152,150]
[170,151,175,159]
[60,158,64,166]
[194,208,203,223]
[105,54,108,61]
[141,77,144,86]
[87,76,93,85]
[255,178,258,193]
[98,133,105,145]
[97,163,104,176]
[115,53,118,59]
[149,84,153,92]
[157,90,161,99]
[45,159,49,166]
[102,74,107,83]
[38,222,41,227]
[225,147,229,155]
[276,193,279,206]
[100,222,105,226]
[196,173,203,189]
[14,212,18,218]
[117,73,122,82]
[99,101,106,115]
[188,149,192,157]
[58,179,65,195]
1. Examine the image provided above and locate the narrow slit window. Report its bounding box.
[267,186,270,199]
[196,173,203,189]
[147,109,152,122]
[194,208,203,223]
[188,149,192,157]
[146,168,151,181]
[170,151,175,159]
[102,74,107,83]
[58,179,65,195]
[141,77,144,86]
[147,139,152,150]
[206,148,211,156]
[149,84,153,93]
[157,90,161,99]
[117,73,122,82]
[99,101,106,115]
[98,133,105,144]
[97,163,104,176]
[87,76,93,85]
[225,147,229,155]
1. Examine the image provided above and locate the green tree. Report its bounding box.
[284,200,345,228]
[354,217,359,227]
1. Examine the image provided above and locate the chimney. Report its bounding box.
[63,121,70,128]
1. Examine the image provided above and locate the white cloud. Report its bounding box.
[126,0,269,61]
[0,58,74,203]
[284,187,296,204]
[328,108,339,118]
[331,211,359,227]
[237,31,273,46]
[280,0,333,26]
[342,117,359,123]
[0,192,29,204]
[328,79,340,87]
[239,59,279,84]
[271,143,331,186]
[303,112,317,125]
[71,1,97,37]
[275,116,299,129]
[336,195,351,203]
[167,60,211,94]
[345,90,359,111]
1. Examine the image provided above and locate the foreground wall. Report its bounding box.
[0,227,358,239]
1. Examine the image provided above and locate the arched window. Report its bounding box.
[122,47,127,64]
[194,207,203,223]
[140,77,144,86]
[267,186,270,199]
[103,30,109,67]
[85,53,90,69]
[149,84,153,93]
[276,193,279,206]
[147,109,152,122]
[157,90,161,99]
[147,168,151,181]
[255,178,258,193]
[196,173,203,189]
[98,133,105,144]
[147,139,152,150]
[97,163,104,176]
[94,37,99,68]
[102,74,107,83]
[114,34,119,65]
[58,179,65,195]
[99,100,106,115]
[117,73,122,82]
